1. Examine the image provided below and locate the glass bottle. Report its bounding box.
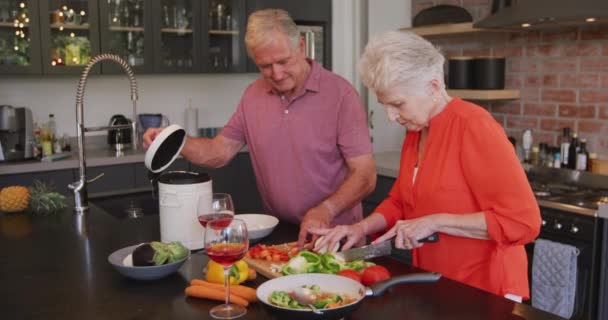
[560,127,571,167]
[568,132,579,169]
[47,114,57,142]
[576,139,589,171]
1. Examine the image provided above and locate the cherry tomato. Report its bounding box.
[337,269,362,283]
[361,265,391,286]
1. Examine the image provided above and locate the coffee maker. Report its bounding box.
[0,105,34,161]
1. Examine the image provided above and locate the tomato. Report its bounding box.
[337,269,362,283]
[361,265,391,286]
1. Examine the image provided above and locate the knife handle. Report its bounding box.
[418,233,439,243]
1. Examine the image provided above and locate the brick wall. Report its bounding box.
[412,0,608,158]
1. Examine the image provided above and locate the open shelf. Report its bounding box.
[209,29,239,36]
[447,89,520,101]
[0,21,29,28]
[400,22,503,37]
[109,26,144,32]
[161,28,193,34]
[50,23,90,30]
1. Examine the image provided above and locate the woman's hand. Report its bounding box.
[373,215,440,250]
[308,223,367,252]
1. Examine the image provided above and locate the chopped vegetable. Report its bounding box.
[280,250,375,275]
[337,269,362,283]
[282,250,321,275]
[361,265,391,286]
[268,285,356,310]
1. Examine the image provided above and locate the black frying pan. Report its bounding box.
[256,272,441,320]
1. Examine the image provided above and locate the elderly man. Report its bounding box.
[143,9,376,247]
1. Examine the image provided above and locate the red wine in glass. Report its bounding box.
[198,213,233,227]
[206,243,248,267]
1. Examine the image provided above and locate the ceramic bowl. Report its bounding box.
[108,244,190,280]
[235,214,279,241]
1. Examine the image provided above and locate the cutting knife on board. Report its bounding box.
[336,232,439,262]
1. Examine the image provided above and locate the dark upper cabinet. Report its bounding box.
[0,0,42,74]
[152,0,202,73]
[202,0,247,73]
[98,0,154,73]
[245,0,332,72]
[39,0,101,74]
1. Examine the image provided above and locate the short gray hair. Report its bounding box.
[245,9,300,57]
[358,31,445,94]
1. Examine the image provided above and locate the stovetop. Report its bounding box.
[530,182,608,210]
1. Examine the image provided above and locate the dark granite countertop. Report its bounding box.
[0,203,561,320]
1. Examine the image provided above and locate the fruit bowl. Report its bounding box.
[108,244,190,280]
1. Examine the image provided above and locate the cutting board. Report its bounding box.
[244,242,297,279]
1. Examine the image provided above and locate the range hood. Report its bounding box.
[474,0,608,29]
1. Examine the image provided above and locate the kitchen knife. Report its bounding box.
[337,233,439,262]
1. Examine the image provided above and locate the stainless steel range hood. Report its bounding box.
[474,0,608,29]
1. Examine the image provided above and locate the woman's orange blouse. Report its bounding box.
[375,98,541,299]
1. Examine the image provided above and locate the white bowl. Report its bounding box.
[236,214,279,241]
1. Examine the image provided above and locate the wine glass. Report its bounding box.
[205,218,249,319]
[197,193,235,228]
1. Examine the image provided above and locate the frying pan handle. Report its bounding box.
[369,272,442,297]
[419,232,439,243]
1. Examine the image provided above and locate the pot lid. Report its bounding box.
[144,124,187,173]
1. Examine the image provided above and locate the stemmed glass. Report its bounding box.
[205,218,249,319]
[197,193,235,228]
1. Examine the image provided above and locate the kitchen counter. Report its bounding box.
[0,202,561,320]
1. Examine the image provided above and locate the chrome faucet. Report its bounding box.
[69,54,139,214]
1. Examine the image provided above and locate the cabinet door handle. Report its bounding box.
[369,110,374,130]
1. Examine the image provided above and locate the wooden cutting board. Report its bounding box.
[244,242,297,279]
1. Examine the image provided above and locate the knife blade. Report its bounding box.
[336,233,439,262]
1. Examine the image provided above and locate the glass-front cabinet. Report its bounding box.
[152,0,200,72]
[203,0,246,73]
[99,0,153,73]
[40,0,100,74]
[0,0,41,74]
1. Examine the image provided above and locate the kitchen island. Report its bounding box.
[0,202,561,320]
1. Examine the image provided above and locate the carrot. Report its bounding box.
[247,268,257,281]
[185,286,249,307]
[190,279,257,302]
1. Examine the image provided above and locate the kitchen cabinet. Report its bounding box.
[202,0,247,73]
[0,0,42,74]
[86,163,134,193]
[98,0,154,73]
[0,168,75,195]
[39,0,101,75]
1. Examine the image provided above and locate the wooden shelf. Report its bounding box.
[447,89,520,101]
[0,21,29,28]
[400,22,502,37]
[109,26,144,32]
[50,23,89,30]
[209,29,239,36]
[161,28,193,34]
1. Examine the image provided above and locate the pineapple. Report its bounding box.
[29,181,66,215]
[0,186,31,213]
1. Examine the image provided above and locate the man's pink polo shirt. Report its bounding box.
[221,61,372,225]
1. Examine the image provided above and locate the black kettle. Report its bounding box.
[107,114,133,150]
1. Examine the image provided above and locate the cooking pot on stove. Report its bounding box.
[145,124,212,250]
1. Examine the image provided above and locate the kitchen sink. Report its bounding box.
[90,188,158,220]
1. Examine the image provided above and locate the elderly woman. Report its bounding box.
[312,31,541,301]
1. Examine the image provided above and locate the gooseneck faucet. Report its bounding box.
[70,54,139,214]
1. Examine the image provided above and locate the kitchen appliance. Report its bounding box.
[527,168,608,320]
[256,273,441,320]
[447,56,474,89]
[145,124,212,250]
[107,114,133,151]
[0,105,33,161]
[472,57,506,90]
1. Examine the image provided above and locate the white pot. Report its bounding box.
[158,171,212,250]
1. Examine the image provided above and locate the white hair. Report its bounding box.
[245,9,300,57]
[358,31,445,94]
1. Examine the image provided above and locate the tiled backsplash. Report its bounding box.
[412,0,608,158]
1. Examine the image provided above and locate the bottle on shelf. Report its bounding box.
[588,153,597,172]
[531,146,539,166]
[47,114,57,142]
[560,127,571,167]
[576,139,589,171]
[567,132,579,169]
[553,149,561,169]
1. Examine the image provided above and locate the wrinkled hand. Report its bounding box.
[142,127,164,149]
[309,223,366,252]
[297,206,332,249]
[373,215,440,250]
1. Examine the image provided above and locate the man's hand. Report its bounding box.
[297,205,332,249]
[142,128,164,149]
